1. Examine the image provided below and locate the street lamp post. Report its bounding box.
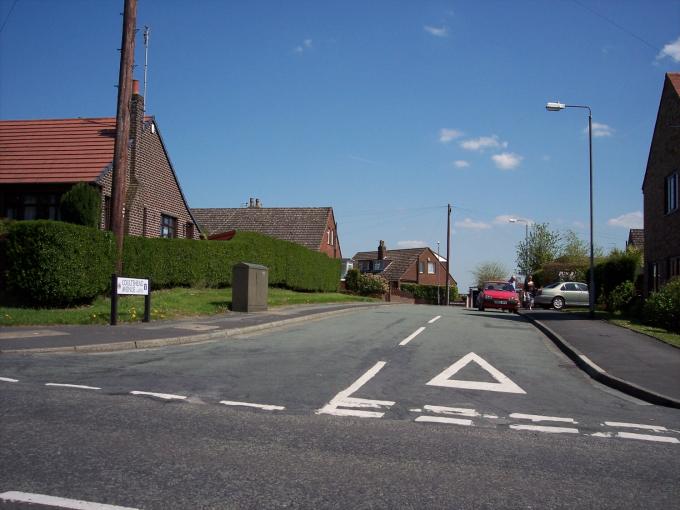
[436,241,441,305]
[546,101,595,318]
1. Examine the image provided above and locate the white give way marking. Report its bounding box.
[427,352,526,394]
[0,491,139,509]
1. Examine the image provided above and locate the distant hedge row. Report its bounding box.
[400,283,459,304]
[2,221,340,307]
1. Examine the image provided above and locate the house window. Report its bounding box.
[666,171,678,214]
[186,222,194,239]
[373,260,382,271]
[3,193,59,221]
[328,229,334,245]
[160,214,177,238]
[427,262,436,274]
[418,262,425,274]
[649,262,659,293]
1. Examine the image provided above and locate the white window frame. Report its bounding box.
[427,261,436,274]
[666,171,678,214]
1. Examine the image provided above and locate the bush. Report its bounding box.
[643,278,680,333]
[344,269,388,296]
[592,249,641,304]
[3,221,340,307]
[3,220,115,306]
[607,280,636,313]
[400,283,459,304]
[60,183,102,228]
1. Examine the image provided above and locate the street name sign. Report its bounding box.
[117,277,149,296]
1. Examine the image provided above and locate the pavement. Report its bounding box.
[1,302,678,409]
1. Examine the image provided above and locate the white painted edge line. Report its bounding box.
[219,400,285,411]
[0,491,140,510]
[428,315,441,324]
[399,326,426,346]
[129,391,187,400]
[415,416,473,426]
[509,413,577,424]
[509,424,579,434]
[0,377,19,383]
[317,361,394,418]
[46,383,101,390]
[592,432,679,444]
[603,421,669,432]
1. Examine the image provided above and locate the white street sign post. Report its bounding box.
[110,274,151,325]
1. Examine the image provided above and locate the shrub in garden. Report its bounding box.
[592,249,641,304]
[400,283,459,304]
[60,183,102,228]
[643,278,680,333]
[344,269,387,296]
[607,280,636,313]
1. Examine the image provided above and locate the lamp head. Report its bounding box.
[546,101,566,111]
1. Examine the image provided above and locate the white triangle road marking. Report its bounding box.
[426,352,526,394]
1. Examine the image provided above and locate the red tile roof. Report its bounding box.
[0,117,144,184]
[669,72,680,96]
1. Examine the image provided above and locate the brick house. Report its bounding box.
[626,229,644,253]
[191,200,342,258]
[642,72,680,294]
[0,81,200,239]
[353,241,456,290]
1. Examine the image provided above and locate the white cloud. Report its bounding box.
[439,128,463,143]
[455,218,491,230]
[453,160,469,168]
[294,39,313,54]
[460,135,508,151]
[657,36,680,62]
[424,25,448,37]
[492,152,523,170]
[397,240,427,248]
[588,122,614,137]
[607,211,643,229]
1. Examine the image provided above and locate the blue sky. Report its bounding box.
[2,0,679,290]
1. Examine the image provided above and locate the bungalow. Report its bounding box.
[192,200,342,259]
[353,240,456,290]
[0,81,200,239]
[642,72,680,294]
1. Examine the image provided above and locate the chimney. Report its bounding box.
[255,198,261,208]
[130,79,144,142]
[378,240,387,260]
[249,198,255,208]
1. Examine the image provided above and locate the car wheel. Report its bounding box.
[552,296,565,310]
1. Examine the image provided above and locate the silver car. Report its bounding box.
[534,281,590,310]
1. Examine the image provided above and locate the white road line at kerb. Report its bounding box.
[510,413,577,424]
[510,424,579,434]
[129,391,187,400]
[415,416,473,426]
[399,326,426,346]
[0,491,139,510]
[220,400,285,411]
[0,377,19,383]
[604,421,669,432]
[428,315,441,324]
[46,383,101,390]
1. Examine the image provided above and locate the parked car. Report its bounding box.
[477,281,520,313]
[534,281,590,310]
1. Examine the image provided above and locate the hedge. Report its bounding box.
[401,283,459,304]
[2,221,340,307]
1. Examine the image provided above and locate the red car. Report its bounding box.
[477,281,520,313]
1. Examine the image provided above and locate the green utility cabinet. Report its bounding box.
[232,262,269,312]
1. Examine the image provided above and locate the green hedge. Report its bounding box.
[3,221,340,307]
[643,277,680,333]
[400,283,459,304]
[592,250,640,303]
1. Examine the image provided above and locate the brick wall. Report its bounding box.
[643,75,680,294]
[408,250,454,287]
[318,210,342,259]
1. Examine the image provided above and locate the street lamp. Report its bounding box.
[509,217,529,275]
[545,100,595,317]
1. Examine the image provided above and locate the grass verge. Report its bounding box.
[0,288,377,326]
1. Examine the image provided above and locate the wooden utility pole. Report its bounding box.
[445,203,451,305]
[110,0,138,273]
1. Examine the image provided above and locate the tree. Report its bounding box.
[60,183,101,228]
[472,261,508,287]
[559,230,589,261]
[516,223,560,275]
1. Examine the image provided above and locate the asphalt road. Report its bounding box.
[1,305,679,509]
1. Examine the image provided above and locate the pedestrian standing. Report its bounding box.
[525,275,535,310]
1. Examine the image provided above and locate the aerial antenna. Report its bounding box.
[143,25,150,112]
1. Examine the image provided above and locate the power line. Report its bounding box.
[570,0,662,53]
[0,0,19,35]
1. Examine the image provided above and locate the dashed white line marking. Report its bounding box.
[604,421,669,432]
[592,432,679,444]
[428,315,441,324]
[219,400,285,411]
[317,361,395,418]
[510,413,577,424]
[46,383,101,390]
[0,377,18,383]
[510,424,579,434]
[399,326,426,346]
[129,391,187,400]
[415,416,473,426]
[0,491,139,509]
